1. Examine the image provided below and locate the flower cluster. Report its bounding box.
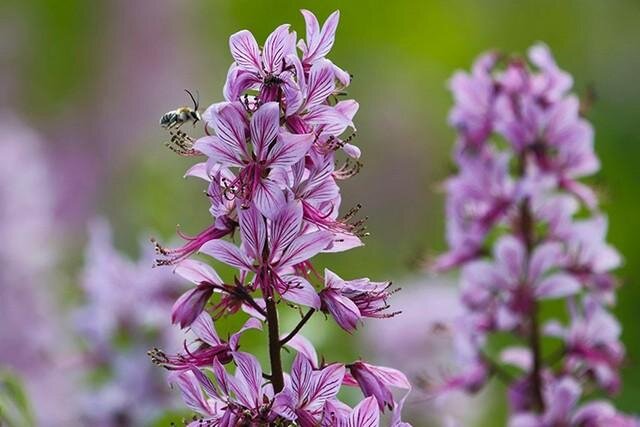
[75,219,184,426]
[0,115,79,426]
[433,44,638,425]
[153,10,411,426]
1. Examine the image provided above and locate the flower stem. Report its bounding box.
[520,195,545,412]
[518,153,545,412]
[280,309,315,346]
[266,296,284,393]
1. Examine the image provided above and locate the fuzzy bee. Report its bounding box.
[160,90,201,129]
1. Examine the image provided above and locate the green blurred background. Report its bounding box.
[2,0,639,424]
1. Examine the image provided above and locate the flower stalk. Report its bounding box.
[433,44,638,424]
[149,10,412,426]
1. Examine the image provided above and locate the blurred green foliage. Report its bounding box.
[0,370,35,427]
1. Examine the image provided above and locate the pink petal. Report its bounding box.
[229,30,262,72]
[194,136,243,167]
[305,59,336,110]
[528,242,564,281]
[535,273,581,299]
[283,334,319,368]
[347,396,380,427]
[251,102,280,159]
[191,312,222,346]
[200,240,253,270]
[262,24,291,74]
[279,231,333,268]
[171,371,211,414]
[321,291,361,332]
[299,10,320,50]
[184,162,210,181]
[253,177,286,220]
[270,201,303,258]
[494,235,526,280]
[171,285,215,328]
[174,259,223,286]
[229,317,263,350]
[362,363,411,390]
[268,132,314,168]
[223,63,261,102]
[232,352,263,407]
[308,363,346,409]
[291,352,314,399]
[342,143,361,159]
[208,102,249,149]
[335,99,359,123]
[301,10,340,64]
[238,205,266,260]
[499,346,532,371]
[278,274,321,309]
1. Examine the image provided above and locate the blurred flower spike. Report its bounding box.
[432,43,639,425]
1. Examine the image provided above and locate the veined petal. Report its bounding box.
[278,274,321,309]
[238,205,266,260]
[200,240,253,270]
[292,352,314,400]
[207,102,249,152]
[263,24,291,74]
[194,136,244,167]
[305,59,336,110]
[229,30,262,72]
[299,10,320,53]
[347,396,379,427]
[279,230,333,268]
[269,132,315,168]
[301,10,340,64]
[174,259,224,286]
[232,352,263,407]
[253,177,286,220]
[191,312,222,346]
[308,363,346,410]
[171,371,212,414]
[359,363,411,390]
[322,291,361,332]
[270,201,303,259]
[272,388,297,420]
[251,102,280,159]
[223,63,261,102]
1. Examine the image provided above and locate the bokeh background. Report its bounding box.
[1,0,639,425]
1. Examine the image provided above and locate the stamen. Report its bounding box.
[333,158,362,180]
[165,129,199,157]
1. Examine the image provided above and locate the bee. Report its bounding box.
[160,89,201,129]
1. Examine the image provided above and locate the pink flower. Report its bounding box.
[200,202,331,309]
[345,362,411,412]
[195,101,314,218]
[272,353,345,425]
[320,269,398,332]
[224,23,296,103]
[151,313,261,370]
